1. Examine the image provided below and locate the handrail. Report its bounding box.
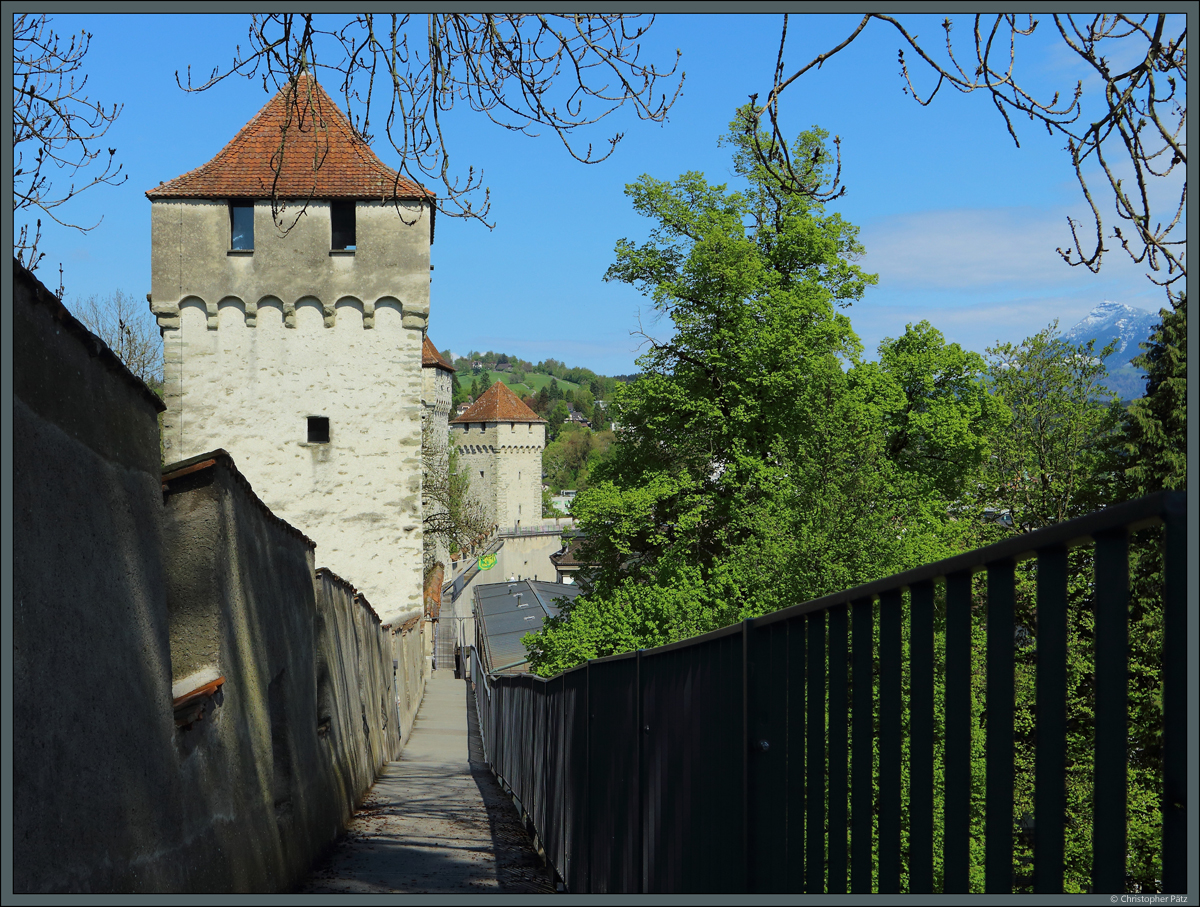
[472,491,1188,894]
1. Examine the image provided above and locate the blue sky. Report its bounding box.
[17,13,1176,375]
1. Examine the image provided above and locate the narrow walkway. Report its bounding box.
[305,672,556,894]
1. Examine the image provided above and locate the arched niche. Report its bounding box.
[374,297,403,331]
[179,297,209,331]
[217,297,247,329]
[294,296,325,331]
[334,297,365,332]
[256,296,285,331]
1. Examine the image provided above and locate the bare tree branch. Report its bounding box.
[72,289,164,391]
[422,418,492,574]
[178,14,684,229]
[13,14,126,271]
[751,13,1186,297]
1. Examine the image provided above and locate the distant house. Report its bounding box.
[495,361,511,372]
[550,534,591,585]
[455,401,472,416]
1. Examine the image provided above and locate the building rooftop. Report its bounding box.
[549,535,589,569]
[146,72,429,202]
[421,336,455,372]
[451,380,545,424]
[472,579,582,674]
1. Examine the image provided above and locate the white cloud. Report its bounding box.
[858,205,1159,293]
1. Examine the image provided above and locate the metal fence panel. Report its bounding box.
[587,655,639,892]
[468,492,1184,896]
[746,620,789,892]
[641,631,744,893]
[562,667,589,891]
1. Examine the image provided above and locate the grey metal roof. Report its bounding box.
[473,579,582,673]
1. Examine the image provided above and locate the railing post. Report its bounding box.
[1161,495,1187,893]
[584,659,591,894]
[985,558,1016,894]
[1093,529,1129,892]
[943,571,972,893]
[827,605,849,893]
[1034,545,1068,893]
[850,597,873,893]
[786,610,807,890]
[878,589,902,893]
[742,619,750,893]
[908,580,935,893]
[636,648,644,895]
[807,610,826,894]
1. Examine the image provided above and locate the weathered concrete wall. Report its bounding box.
[149,199,431,323]
[13,262,424,893]
[14,261,180,893]
[314,566,427,814]
[453,420,545,530]
[150,198,429,625]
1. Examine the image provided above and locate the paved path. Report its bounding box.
[305,672,555,894]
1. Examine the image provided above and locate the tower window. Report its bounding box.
[230,202,254,250]
[308,416,330,444]
[331,201,356,250]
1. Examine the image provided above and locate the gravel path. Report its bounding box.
[304,672,556,894]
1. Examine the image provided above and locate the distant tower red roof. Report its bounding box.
[451,380,545,424]
[422,336,455,372]
[146,72,430,202]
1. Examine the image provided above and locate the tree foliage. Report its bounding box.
[520,114,1184,892]
[422,421,491,570]
[1117,294,1187,496]
[525,115,1009,674]
[983,325,1121,531]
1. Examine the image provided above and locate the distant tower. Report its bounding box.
[145,74,433,623]
[450,382,546,530]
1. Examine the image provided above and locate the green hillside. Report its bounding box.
[481,370,584,397]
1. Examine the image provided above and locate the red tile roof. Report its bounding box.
[146,73,430,201]
[422,336,456,372]
[451,380,546,424]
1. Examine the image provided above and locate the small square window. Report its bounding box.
[331,201,356,250]
[230,203,254,250]
[308,416,330,444]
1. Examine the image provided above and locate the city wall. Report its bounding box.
[13,261,426,892]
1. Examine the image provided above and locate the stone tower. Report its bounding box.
[450,381,546,530]
[145,74,433,623]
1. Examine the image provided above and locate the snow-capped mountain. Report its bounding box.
[1061,301,1161,401]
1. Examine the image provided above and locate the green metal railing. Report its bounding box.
[473,491,1188,893]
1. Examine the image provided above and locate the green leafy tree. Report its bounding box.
[1117,294,1187,497]
[546,399,571,442]
[983,324,1121,531]
[528,113,1005,673]
[1095,292,1186,891]
[445,350,470,407]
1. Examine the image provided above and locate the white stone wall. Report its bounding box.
[452,420,545,530]
[151,198,431,624]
